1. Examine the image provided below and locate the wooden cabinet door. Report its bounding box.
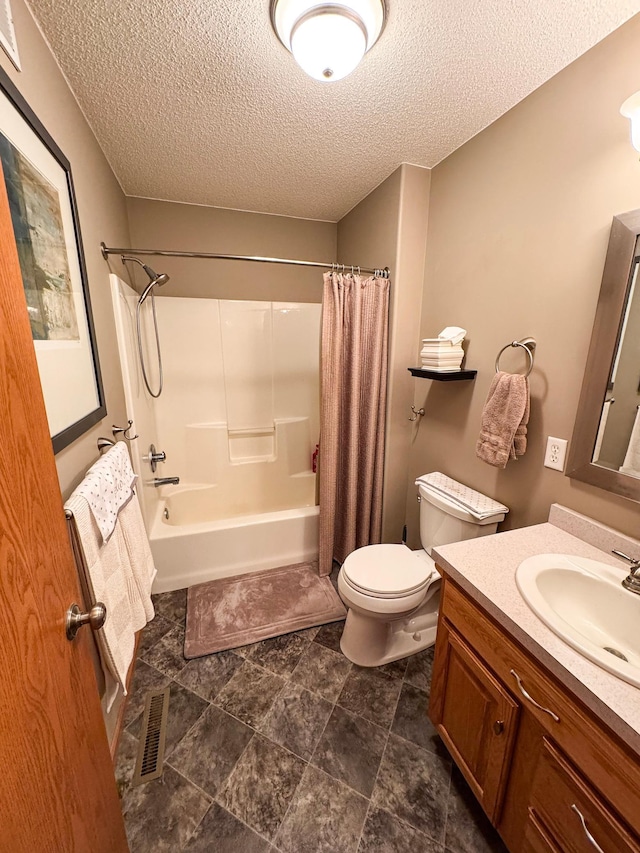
[430,618,519,822]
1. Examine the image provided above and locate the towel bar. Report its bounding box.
[495,337,536,377]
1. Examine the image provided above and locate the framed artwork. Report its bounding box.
[0,0,20,71]
[0,66,106,453]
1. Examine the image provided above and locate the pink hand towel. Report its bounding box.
[476,372,530,468]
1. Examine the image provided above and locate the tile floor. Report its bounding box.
[115,584,509,853]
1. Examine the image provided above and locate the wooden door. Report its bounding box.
[429,617,519,822]
[0,175,129,849]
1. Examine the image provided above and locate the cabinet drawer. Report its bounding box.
[529,738,640,853]
[522,810,562,853]
[439,577,640,831]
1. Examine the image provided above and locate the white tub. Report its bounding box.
[149,486,319,592]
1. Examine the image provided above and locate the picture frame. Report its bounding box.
[0,0,20,71]
[0,66,106,453]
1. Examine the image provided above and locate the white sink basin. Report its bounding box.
[516,554,640,688]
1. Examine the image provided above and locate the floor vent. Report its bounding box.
[131,687,170,786]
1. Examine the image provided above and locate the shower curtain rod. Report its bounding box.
[100,242,390,278]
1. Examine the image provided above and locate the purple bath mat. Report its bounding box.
[184,561,346,658]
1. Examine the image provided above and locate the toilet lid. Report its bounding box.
[342,544,434,598]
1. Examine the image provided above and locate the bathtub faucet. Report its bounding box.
[153,476,180,487]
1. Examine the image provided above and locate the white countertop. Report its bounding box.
[432,516,640,752]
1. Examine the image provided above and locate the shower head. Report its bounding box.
[121,255,170,304]
[138,267,170,305]
[138,276,168,305]
[142,264,170,288]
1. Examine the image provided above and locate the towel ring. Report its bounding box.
[495,338,536,377]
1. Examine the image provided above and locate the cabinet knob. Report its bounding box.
[493,720,504,736]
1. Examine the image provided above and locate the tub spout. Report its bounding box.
[153,476,180,487]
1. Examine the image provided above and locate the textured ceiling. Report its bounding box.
[28,0,640,221]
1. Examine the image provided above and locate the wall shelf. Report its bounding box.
[408,367,477,381]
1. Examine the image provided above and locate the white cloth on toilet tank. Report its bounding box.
[415,472,509,521]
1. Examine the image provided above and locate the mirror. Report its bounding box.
[568,209,640,502]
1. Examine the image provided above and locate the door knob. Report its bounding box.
[66,602,107,640]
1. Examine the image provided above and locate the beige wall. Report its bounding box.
[406,14,640,545]
[1,0,131,497]
[125,198,336,303]
[2,1,132,742]
[338,164,431,543]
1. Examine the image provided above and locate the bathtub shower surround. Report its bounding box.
[111,276,321,591]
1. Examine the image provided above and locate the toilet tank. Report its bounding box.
[417,480,506,556]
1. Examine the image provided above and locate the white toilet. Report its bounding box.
[338,472,508,667]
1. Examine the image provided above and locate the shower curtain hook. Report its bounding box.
[351,265,355,276]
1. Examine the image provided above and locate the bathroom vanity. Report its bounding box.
[429,507,640,852]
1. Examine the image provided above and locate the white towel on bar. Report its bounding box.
[620,408,640,476]
[65,482,156,710]
[74,442,137,541]
[593,399,613,461]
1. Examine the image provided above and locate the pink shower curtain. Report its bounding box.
[318,271,390,577]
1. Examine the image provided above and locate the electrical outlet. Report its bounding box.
[544,436,568,471]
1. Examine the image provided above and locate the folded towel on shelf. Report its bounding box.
[476,371,530,468]
[65,448,156,709]
[74,441,137,541]
[421,363,464,369]
[620,407,640,476]
[420,350,464,361]
[421,358,464,367]
[422,327,466,346]
[420,343,465,353]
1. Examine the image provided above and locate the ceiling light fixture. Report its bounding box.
[271,0,386,83]
[620,91,640,152]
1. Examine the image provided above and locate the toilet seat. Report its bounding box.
[342,544,434,600]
